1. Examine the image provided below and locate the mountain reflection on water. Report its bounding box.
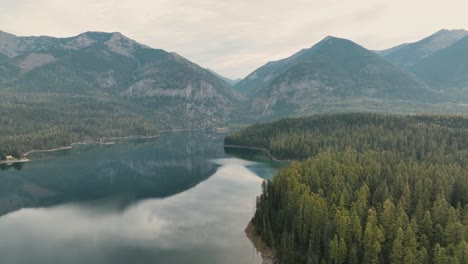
[0,132,281,264]
[0,133,224,216]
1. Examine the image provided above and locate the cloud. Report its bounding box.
[0,0,467,78]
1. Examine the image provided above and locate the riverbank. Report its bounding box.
[245,222,276,264]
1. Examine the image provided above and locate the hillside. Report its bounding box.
[409,36,468,100]
[206,68,241,86]
[380,29,468,68]
[236,36,444,120]
[225,113,468,264]
[0,31,241,155]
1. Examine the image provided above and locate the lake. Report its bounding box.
[0,132,282,264]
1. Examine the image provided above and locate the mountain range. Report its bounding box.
[0,31,242,125]
[234,29,468,120]
[379,29,468,100]
[235,36,444,120]
[1,29,468,153]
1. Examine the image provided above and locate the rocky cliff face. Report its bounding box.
[0,31,241,129]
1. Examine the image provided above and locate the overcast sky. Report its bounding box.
[1,0,467,78]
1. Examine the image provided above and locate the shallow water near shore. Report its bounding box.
[0,132,280,264]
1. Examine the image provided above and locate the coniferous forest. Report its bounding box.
[0,92,160,159]
[225,113,468,264]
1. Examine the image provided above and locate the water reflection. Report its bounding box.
[224,146,287,179]
[0,133,224,216]
[0,133,275,264]
[0,162,24,171]
[0,163,264,264]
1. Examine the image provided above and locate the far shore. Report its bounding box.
[23,134,160,157]
[0,158,30,165]
[22,129,221,158]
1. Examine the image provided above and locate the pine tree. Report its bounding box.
[456,240,468,264]
[363,208,385,264]
[390,228,405,264]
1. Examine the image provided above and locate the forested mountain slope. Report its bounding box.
[234,37,446,121]
[0,31,241,156]
[225,113,468,264]
[409,36,468,100]
[380,29,468,68]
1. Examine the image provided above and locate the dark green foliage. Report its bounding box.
[0,92,159,156]
[0,31,241,156]
[226,113,468,263]
[225,113,468,162]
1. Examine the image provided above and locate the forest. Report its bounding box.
[0,92,159,159]
[225,113,468,264]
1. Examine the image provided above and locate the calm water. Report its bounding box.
[0,132,282,264]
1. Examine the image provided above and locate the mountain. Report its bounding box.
[380,29,468,68]
[409,35,468,99]
[236,36,444,120]
[0,30,242,155]
[0,31,241,122]
[206,68,241,86]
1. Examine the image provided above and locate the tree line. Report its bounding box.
[225,113,468,264]
[0,92,159,159]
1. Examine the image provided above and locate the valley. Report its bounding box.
[1,27,468,264]
[2,29,468,158]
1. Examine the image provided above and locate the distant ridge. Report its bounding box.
[0,30,242,129]
[409,35,468,99]
[379,29,468,67]
[206,68,241,86]
[235,35,444,120]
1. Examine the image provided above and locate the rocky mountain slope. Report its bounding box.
[0,31,241,130]
[0,30,244,155]
[409,35,468,99]
[206,68,241,86]
[379,29,468,68]
[379,29,468,100]
[236,36,444,120]
[2,29,468,153]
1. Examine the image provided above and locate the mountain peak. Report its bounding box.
[78,31,116,42]
[66,31,147,56]
[316,35,346,45]
[381,28,468,67]
[435,28,468,34]
[314,35,356,49]
[430,28,468,41]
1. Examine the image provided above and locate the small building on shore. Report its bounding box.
[6,155,14,161]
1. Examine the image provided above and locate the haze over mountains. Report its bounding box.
[0,31,239,128]
[1,28,468,150]
[235,36,445,120]
[232,29,468,120]
[380,29,468,100]
[379,29,468,67]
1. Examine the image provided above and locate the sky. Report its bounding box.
[1,0,467,79]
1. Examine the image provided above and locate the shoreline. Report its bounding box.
[0,158,30,165]
[23,134,160,157]
[223,144,295,162]
[11,129,217,160]
[245,222,276,264]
